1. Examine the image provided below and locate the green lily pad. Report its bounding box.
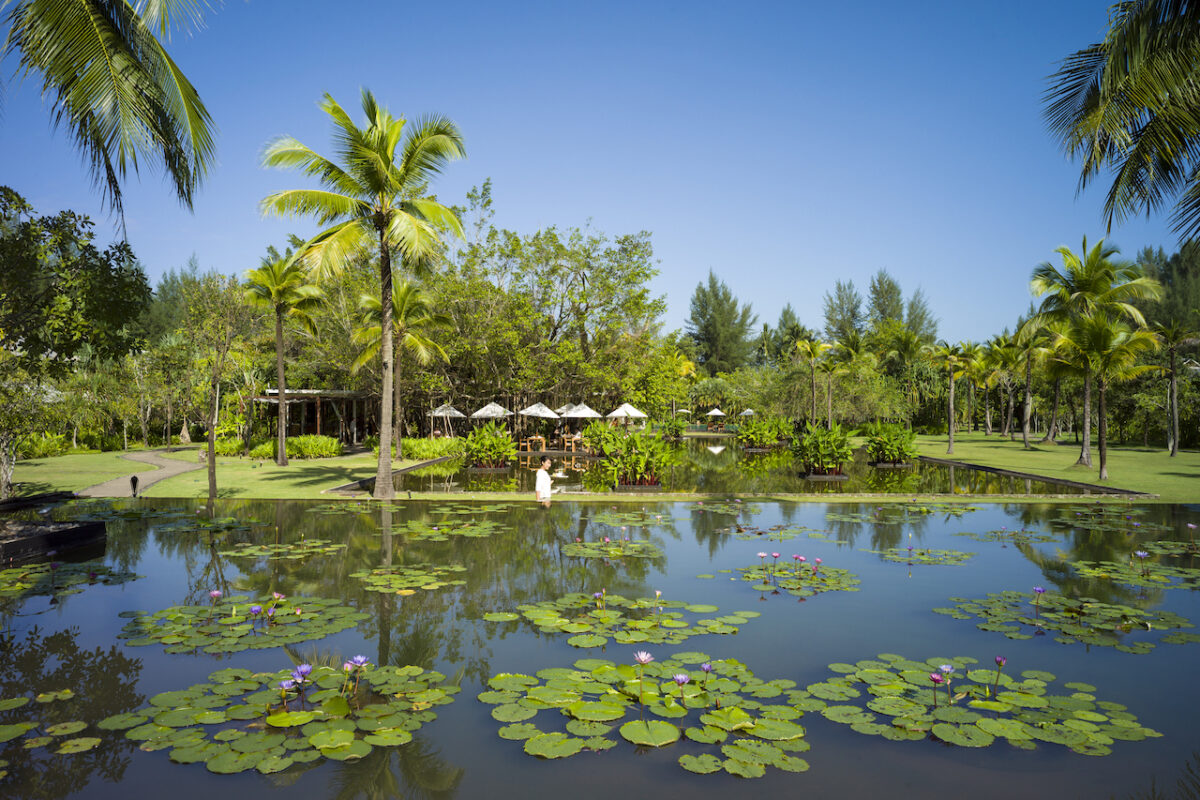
[266,711,315,728]
[619,720,680,747]
[56,737,101,754]
[524,732,585,759]
[679,753,723,773]
[44,721,87,736]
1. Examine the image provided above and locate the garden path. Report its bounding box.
[78,448,203,497]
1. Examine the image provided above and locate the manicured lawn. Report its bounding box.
[914,432,1200,502]
[10,451,142,495]
[141,452,419,499]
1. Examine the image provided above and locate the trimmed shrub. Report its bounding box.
[247,435,344,460]
[366,436,465,460]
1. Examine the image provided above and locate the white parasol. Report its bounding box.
[470,402,513,419]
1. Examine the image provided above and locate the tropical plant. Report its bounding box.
[862,422,918,465]
[351,279,450,459]
[928,341,964,455]
[1029,238,1162,465]
[261,89,465,498]
[463,421,516,468]
[244,257,324,466]
[1,0,216,217]
[734,417,776,449]
[581,419,623,455]
[1045,1,1200,240]
[817,358,847,429]
[595,429,676,486]
[794,339,832,421]
[791,421,854,476]
[1154,320,1199,456]
[656,415,687,441]
[1050,314,1160,480]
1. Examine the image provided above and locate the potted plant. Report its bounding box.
[597,430,677,489]
[464,421,517,469]
[791,422,853,480]
[863,422,918,467]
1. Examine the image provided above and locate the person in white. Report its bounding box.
[535,456,554,505]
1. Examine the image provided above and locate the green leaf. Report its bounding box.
[523,732,584,759]
[266,711,315,728]
[679,753,723,773]
[618,720,680,747]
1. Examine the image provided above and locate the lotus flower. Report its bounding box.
[771,552,780,560]
[673,674,690,686]
[940,664,955,675]
[929,672,944,685]
[279,679,296,690]
[209,590,222,600]
[1135,550,1149,559]
[295,663,313,677]
[349,655,369,668]
[700,663,712,673]
[272,592,285,600]
[633,651,654,665]
[249,605,263,616]
[995,656,1006,667]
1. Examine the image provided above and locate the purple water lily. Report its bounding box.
[673,674,691,687]
[633,651,654,665]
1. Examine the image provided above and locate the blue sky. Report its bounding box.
[0,0,1179,341]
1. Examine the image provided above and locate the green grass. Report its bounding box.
[141,452,420,499]
[10,451,143,495]
[914,431,1200,502]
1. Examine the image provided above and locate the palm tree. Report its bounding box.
[1045,2,1200,240]
[959,341,984,432]
[352,280,450,460]
[260,90,465,499]
[1029,238,1162,465]
[816,359,846,429]
[929,342,964,454]
[1154,320,1199,456]
[1051,314,1159,480]
[2,0,216,217]
[244,257,325,466]
[1012,323,1048,450]
[794,339,831,422]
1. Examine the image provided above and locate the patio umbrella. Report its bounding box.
[429,403,466,437]
[470,402,513,419]
[607,403,648,419]
[554,403,576,415]
[706,408,726,416]
[739,408,755,416]
[519,402,560,419]
[674,408,691,415]
[563,403,602,418]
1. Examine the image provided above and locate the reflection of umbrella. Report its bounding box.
[739,408,755,416]
[706,445,726,455]
[563,403,602,418]
[706,408,726,416]
[430,403,466,418]
[607,403,647,419]
[554,403,576,415]
[470,402,513,419]
[519,403,560,419]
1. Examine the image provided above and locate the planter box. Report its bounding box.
[868,462,913,469]
[0,520,107,562]
[802,473,849,482]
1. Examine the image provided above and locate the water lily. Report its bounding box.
[249,605,263,616]
[633,651,653,710]
[992,656,1007,697]
[209,590,222,601]
[633,651,654,665]
[272,592,285,601]
[673,673,690,686]
[349,655,369,668]
[928,672,943,707]
[1033,585,1045,613]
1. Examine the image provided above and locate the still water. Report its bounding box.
[399,440,1101,495]
[3,498,1198,799]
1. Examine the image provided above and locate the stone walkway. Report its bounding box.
[78,448,204,498]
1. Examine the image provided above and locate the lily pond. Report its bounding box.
[3,497,1200,799]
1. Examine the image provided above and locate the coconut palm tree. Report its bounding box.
[1029,238,1161,465]
[1051,315,1159,480]
[260,90,465,499]
[816,358,846,429]
[244,257,325,466]
[929,342,964,454]
[1154,320,1199,456]
[959,341,984,432]
[1045,1,1200,240]
[794,339,831,422]
[352,280,450,460]
[2,0,216,217]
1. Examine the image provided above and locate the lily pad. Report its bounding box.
[619,720,680,747]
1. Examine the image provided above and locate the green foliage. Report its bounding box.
[686,271,758,375]
[16,433,69,460]
[596,430,677,486]
[365,436,465,460]
[581,420,622,454]
[863,422,918,464]
[657,416,687,440]
[791,422,853,475]
[246,436,343,460]
[464,421,516,468]
[735,417,783,449]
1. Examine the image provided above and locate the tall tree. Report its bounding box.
[352,280,450,458]
[685,271,757,375]
[867,269,905,329]
[930,342,964,454]
[904,287,938,342]
[794,339,832,422]
[822,279,863,344]
[244,256,325,466]
[2,0,216,217]
[1154,320,1199,456]
[1045,0,1200,240]
[261,90,465,499]
[1052,315,1159,480]
[1029,237,1162,465]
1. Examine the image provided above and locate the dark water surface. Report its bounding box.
[399,439,1100,495]
[3,498,1199,800]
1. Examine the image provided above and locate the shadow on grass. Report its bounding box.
[13,482,54,497]
[261,463,370,488]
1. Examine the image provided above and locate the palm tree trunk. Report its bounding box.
[1039,379,1061,443]
[1005,386,1015,438]
[207,376,219,502]
[984,386,992,435]
[1169,349,1179,457]
[393,371,404,460]
[826,378,833,430]
[809,366,817,423]
[374,233,396,500]
[946,370,955,455]
[1097,377,1109,480]
[275,309,289,467]
[1021,355,1033,450]
[968,382,976,432]
[1076,369,1093,467]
